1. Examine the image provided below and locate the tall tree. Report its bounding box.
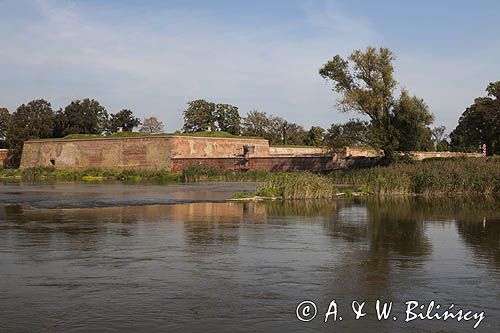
[59,99,109,136]
[241,110,272,138]
[0,107,10,148]
[304,126,325,146]
[108,109,141,133]
[182,99,216,132]
[323,120,369,149]
[215,103,240,135]
[319,47,434,161]
[139,116,164,133]
[392,90,434,151]
[5,99,54,167]
[431,126,450,151]
[450,81,500,155]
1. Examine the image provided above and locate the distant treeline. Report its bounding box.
[1,46,499,167]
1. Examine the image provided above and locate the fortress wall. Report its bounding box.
[269,146,328,155]
[167,136,269,157]
[409,151,483,160]
[0,149,8,167]
[171,155,339,173]
[20,137,172,170]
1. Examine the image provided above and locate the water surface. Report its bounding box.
[0,183,499,332]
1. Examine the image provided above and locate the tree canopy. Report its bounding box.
[182,99,241,135]
[319,47,435,161]
[139,116,164,134]
[5,99,55,167]
[450,81,500,155]
[56,99,109,136]
[108,109,141,133]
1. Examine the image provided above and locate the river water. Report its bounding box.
[0,183,499,332]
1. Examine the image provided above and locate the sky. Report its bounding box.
[1,0,499,132]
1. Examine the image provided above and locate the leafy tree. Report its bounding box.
[323,120,369,149]
[450,81,500,155]
[5,99,54,167]
[392,90,434,151]
[215,103,240,135]
[108,109,141,133]
[58,99,109,136]
[431,126,450,151]
[241,110,272,137]
[0,107,10,148]
[304,126,325,146]
[319,47,434,161]
[268,117,307,145]
[139,116,164,133]
[182,99,216,132]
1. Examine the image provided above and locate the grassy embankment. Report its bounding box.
[1,158,499,199]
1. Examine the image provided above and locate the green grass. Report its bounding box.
[328,157,500,196]
[33,131,263,141]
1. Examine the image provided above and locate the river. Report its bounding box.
[1,183,499,332]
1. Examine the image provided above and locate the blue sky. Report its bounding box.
[1,0,499,132]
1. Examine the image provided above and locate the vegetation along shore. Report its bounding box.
[2,157,499,199]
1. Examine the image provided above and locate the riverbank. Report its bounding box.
[1,158,498,198]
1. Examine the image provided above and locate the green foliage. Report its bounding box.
[56,98,109,136]
[5,99,55,167]
[319,47,435,161]
[323,120,368,149]
[256,173,337,199]
[0,107,10,141]
[108,109,141,133]
[215,103,241,135]
[182,99,216,132]
[450,81,500,155]
[329,158,500,196]
[392,90,434,151]
[182,100,241,135]
[304,126,325,146]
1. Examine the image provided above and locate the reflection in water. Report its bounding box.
[1,194,500,332]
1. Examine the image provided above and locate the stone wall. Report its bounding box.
[20,137,172,170]
[269,146,327,155]
[167,136,269,157]
[171,155,338,173]
[409,151,483,161]
[0,149,8,168]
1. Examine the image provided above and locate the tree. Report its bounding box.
[139,117,164,133]
[5,99,55,167]
[431,126,450,151]
[323,120,369,149]
[241,110,272,138]
[319,47,434,162]
[267,117,307,145]
[304,126,325,146]
[108,109,141,133]
[182,99,215,132]
[450,81,500,155]
[58,99,109,136]
[0,107,10,148]
[392,90,434,151]
[215,103,240,135]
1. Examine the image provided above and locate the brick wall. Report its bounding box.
[20,137,172,170]
[0,149,8,168]
[269,146,328,155]
[171,155,339,173]
[167,136,269,157]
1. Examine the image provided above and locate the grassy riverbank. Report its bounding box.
[1,158,499,198]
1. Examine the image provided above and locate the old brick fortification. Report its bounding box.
[0,149,8,168]
[19,135,483,173]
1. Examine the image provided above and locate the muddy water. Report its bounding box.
[0,183,499,332]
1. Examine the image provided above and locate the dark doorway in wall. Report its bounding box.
[50,159,55,166]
